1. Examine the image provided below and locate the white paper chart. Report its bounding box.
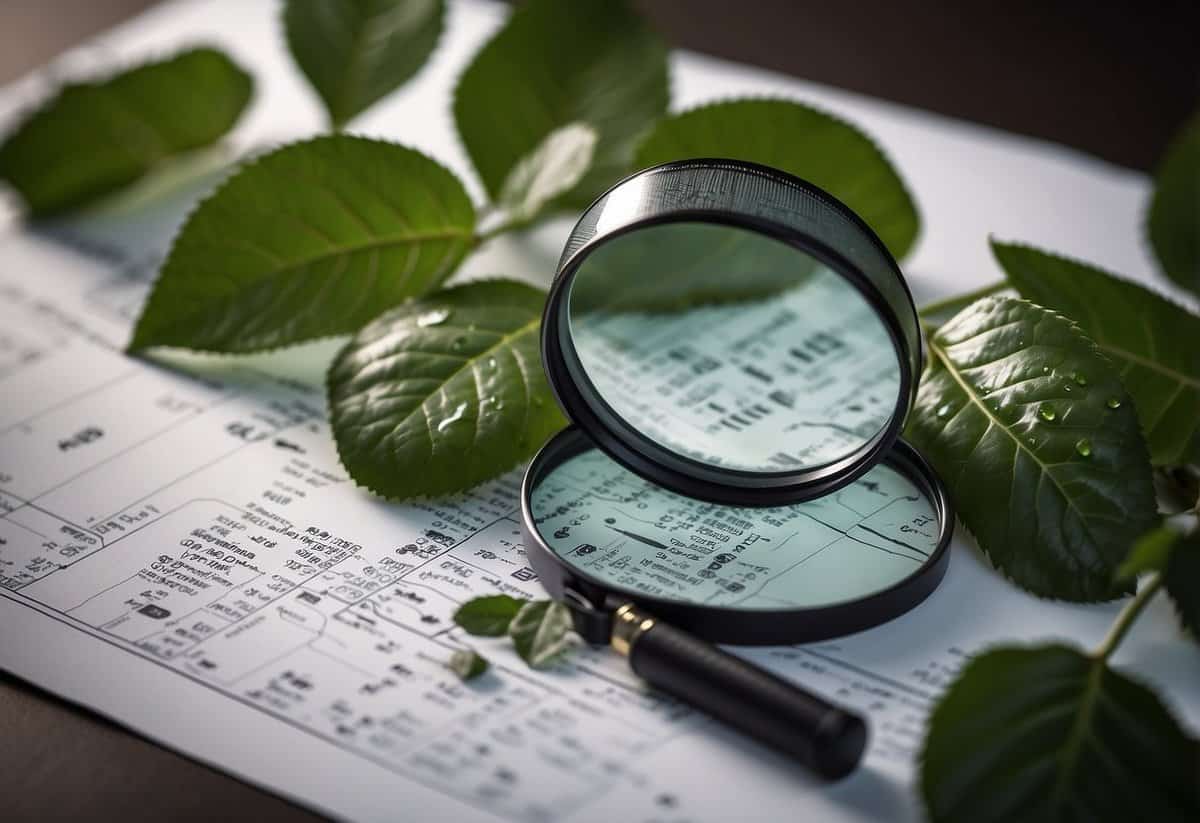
[0,2,1196,822]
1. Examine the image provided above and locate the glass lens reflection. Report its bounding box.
[531,447,938,610]
[567,222,901,473]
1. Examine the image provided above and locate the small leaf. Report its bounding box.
[453,594,526,636]
[130,135,475,353]
[635,98,920,261]
[0,47,252,218]
[328,280,565,499]
[496,123,597,225]
[920,644,1200,822]
[1148,112,1200,297]
[446,648,489,681]
[1166,531,1199,639]
[993,240,1200,466]
[453,0,668,206]
[508,599,573,669]
[907,296,1158,601]
[1116,525,1179,581]
[283,0,445,130]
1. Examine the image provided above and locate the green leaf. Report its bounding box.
[453,594,526,636]
[567,220,820,317]
[907,296,1158,601]
[327,280,565,499]
[508,599,573,669]
[920,644,1200,823]
[496,123,597,226]
[453,0,668,206]
[993,241,1200,466]
[446,648,489,681]
[1116,525,1179,581]
[635,98,920,261]
[1165,531,1200,639]
[283,0,444,130]
[0,47,252,218]
[129,135,475,353]
[1148,113,1200,297]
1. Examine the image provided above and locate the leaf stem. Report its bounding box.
[1093,574,1164,661]
[918,280,1008,319]
[473,214,534,248]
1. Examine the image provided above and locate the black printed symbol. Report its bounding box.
[574,544,597,555]
[138,604,171,619]
[554,527,570,539]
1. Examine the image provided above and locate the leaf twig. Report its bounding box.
[1093,574,1165,661]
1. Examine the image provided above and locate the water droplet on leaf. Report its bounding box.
[417,309,450,327]
[1106,397,1121,409]
[936,403,952,418]
[436,403,469,433]
[1063,385,1073,393]
[1041,365,1051,375]
[1072,371,1088,386]
[1074,438,1092,457]
[486,357,498,371]
[1038,405,1057,422]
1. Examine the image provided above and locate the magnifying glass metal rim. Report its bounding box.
[520,425,954,647]
[541,158,923,507]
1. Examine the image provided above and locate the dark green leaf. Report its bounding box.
[453,594,526,636]
[508,599,573,668]
[129,135,475,353]
[283,0,444,130]
[568,221,817,315]
[1116,525,1179,581]
[920,644,1200,823]
[1148,112,1200,297]
[327,280,565,499]
[635,98,920,260]
[1166,531,1200,639]
[0,47,252,218]
[496,123,597,225]
[446,648,489,680]
[993,241,1200,466]
[453,0,668,206]
[907,296,1158,601]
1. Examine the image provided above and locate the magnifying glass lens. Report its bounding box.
[565,222,903,474]
[530,443,940,616]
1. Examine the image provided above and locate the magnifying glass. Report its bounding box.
[520,159,953,780]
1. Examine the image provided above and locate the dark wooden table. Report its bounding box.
[1,1,1196,820]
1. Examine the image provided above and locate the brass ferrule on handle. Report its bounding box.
[611,603,655,657]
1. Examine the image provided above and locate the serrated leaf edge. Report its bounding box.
[128,134,476,355]
[637,95,921,256]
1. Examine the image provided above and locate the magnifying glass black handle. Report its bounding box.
[612,604,867,780]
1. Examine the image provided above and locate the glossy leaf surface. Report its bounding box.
[453,0,668,205]
[453,594,526,636]
[327,280,564,499]
[907,297,1157,601]
[635,98,920,260]
[921,644,1200,823]
[130,136,475,353]
[994,241,1200,466]
[283,0,444,129]
[508,599,572,669]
